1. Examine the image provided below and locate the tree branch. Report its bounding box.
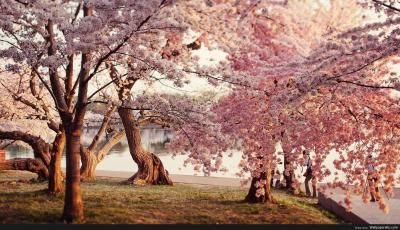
[371,0,400,13]
[95,130,125,162]
[88,106,117,152]
[85,0,169,84]
[0,130,51,166]
[87,78,117,102]
[335,79,397,90]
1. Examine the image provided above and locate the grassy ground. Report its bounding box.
[0,171,342,224]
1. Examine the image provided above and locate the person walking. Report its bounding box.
[366,154,381,202]
[283,153,295,191]
[303,151,317,198]
[270,168,275,188]
[274,169,282,189]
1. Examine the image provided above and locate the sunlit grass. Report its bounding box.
[0,171,341,224]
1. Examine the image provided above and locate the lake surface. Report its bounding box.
[5,127,244,178]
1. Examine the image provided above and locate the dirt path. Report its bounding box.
[94,169,248,187]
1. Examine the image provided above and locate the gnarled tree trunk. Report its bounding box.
[0,130,53,181]
[245,170,274,203]
[118,107,173,185]
[80,130,125,180]
[79,105,125,181]
[80,149,98,180]
[0,158,49,180]
[0,130,52,168]
[0,129,66,193]
[48,131,65,194]
[107,58,172,186]
[62,124,84,222]
[245,158,274,204]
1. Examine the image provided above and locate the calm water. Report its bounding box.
[5,127,244,178]
[5,127,400,185]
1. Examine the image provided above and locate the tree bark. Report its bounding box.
[0,158,49,180]
[0,127,66,193]
[48,131,65,194]
[79,105,122,181]
[108,58,172,186]
[245,170,274,203]
[79,104,110,180]
[80,149,98,181]
[62,124,84,223]
[80,130,125,180]
[61,3,93,221]
[118,107,173,185]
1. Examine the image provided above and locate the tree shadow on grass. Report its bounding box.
[81,178,129,187]
[0,188,49,197]
[0,189,63,224]
[207,199,247,206]
[0,206,61,224]
[0,189,65,206]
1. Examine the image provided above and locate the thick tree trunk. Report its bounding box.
[61,3,93,221]
[118,107,173,185]
[127,152,173,185]
[245,170,274,203]
[45,3,91,221]
[48,131,65,194]
[0,158,49,180]
[62,126,84,222]
[80,149,98,181]
[80,130,125,180]
[80,106,120,181]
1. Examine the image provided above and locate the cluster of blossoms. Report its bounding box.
[166,0,400,212]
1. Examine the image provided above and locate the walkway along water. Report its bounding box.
[318,188,400,224]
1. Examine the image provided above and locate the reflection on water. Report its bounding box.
[5,127,243,178]
[81,127,174,155]
[6,145,33,159]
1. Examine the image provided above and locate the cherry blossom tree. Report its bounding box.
[258,0,400,212]
[168,0,384,205]
[0,0,183,222]
[280,83,400,213]
[0,66,127,190]
[219,0,400,211]
[106,62,175,185]
[98,53,224,185]
[0,68,65,192]
[164,1,398,210]
[85,0,251,185]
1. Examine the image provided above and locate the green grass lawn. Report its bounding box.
[0,171,342,224]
